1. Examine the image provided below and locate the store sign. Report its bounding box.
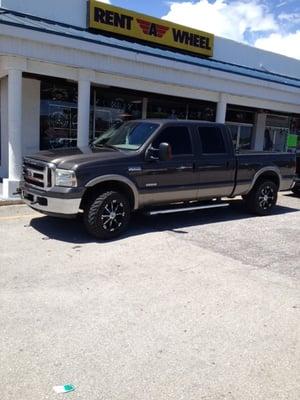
[88,1,214,57]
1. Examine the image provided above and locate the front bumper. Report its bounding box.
[21,183,83,217]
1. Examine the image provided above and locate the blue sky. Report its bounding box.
[108,0,170,17]
[105,0,300,59]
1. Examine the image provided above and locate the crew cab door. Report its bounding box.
[136,124,198,206]
[195,124,236,198]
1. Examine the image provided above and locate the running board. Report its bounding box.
[147,202,229,216]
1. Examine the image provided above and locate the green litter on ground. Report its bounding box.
[53,384,75,394]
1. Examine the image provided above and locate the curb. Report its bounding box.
[0,199,25,207]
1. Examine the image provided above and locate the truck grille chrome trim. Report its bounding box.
[23,158,54,190]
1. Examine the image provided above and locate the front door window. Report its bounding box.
[152,126,193,155]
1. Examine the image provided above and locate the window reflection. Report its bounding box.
[227,125,239,149]
[147,96,216,121]
[226,124,253,151]
[239,126,253,150]
[40,81,78,150]
[92,88,143,140]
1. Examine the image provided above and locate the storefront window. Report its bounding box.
[290,117,300,150]
[226,108,255,124]
[226,107,255,151]
[227,125,238,149]
[91,87,143,140]
[265,114,290,152]
[40,80,78,150]
[239,126,253,150]
[147,96,216,121]
[187,102,216,121]
[226,124,253,151]
[147,97,186,120]
[264,127,289,152]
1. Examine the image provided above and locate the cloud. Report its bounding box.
[278,12,300,23]
[255,31,300,59]
[162,0,278,43]
[276,1,288,8]
[161,0,300,59]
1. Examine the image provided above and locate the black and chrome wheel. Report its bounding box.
[244,180,278,215]
[258,185,276,210]
[84,191,131,240]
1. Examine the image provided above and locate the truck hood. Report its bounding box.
[27,146,135,169]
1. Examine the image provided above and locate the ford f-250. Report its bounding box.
[21,120,296,239]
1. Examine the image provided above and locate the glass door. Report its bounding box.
[264,126,289,152]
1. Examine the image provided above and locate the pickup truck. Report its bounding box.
[21,120,296,239]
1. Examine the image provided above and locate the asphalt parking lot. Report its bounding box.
[1,193,300,400]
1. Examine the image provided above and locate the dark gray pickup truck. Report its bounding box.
[21,120,296,239]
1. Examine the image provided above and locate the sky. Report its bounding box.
[101,0,300,60]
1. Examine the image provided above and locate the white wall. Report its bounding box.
[0,77,40,179]
[214,37,300,80]
[0,0,89,28]
[22,78,40,157]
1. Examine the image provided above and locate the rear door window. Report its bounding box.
[198,126,226,154]
[152,126,193,155]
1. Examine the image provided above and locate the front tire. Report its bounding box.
[84,191,131,240]
[244,180,278,215]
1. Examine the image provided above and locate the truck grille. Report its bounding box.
[23,158,53,189]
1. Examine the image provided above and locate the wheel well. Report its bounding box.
[80,181,136,211]
[254,172,280,189]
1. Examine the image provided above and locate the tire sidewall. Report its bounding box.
[84,191,131,240]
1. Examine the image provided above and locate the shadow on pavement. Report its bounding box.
[284,192,300,199]
[29,199,299,244]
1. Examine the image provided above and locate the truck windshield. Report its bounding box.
[93,122,159,151]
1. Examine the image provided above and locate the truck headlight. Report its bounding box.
[55,169,77,187]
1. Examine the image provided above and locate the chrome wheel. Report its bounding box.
[101,199,126,232]
[258,185,275,210]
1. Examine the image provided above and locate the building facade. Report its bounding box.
[0,0,300,198]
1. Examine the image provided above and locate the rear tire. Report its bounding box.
[244,180,278,215]
[84,190,131,240]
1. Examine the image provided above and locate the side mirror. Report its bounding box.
[159,142,172,161]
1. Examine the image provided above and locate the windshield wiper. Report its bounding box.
[94,143,119,151]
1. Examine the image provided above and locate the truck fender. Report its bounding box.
[248,166,281,193]
[85,174,139,210]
